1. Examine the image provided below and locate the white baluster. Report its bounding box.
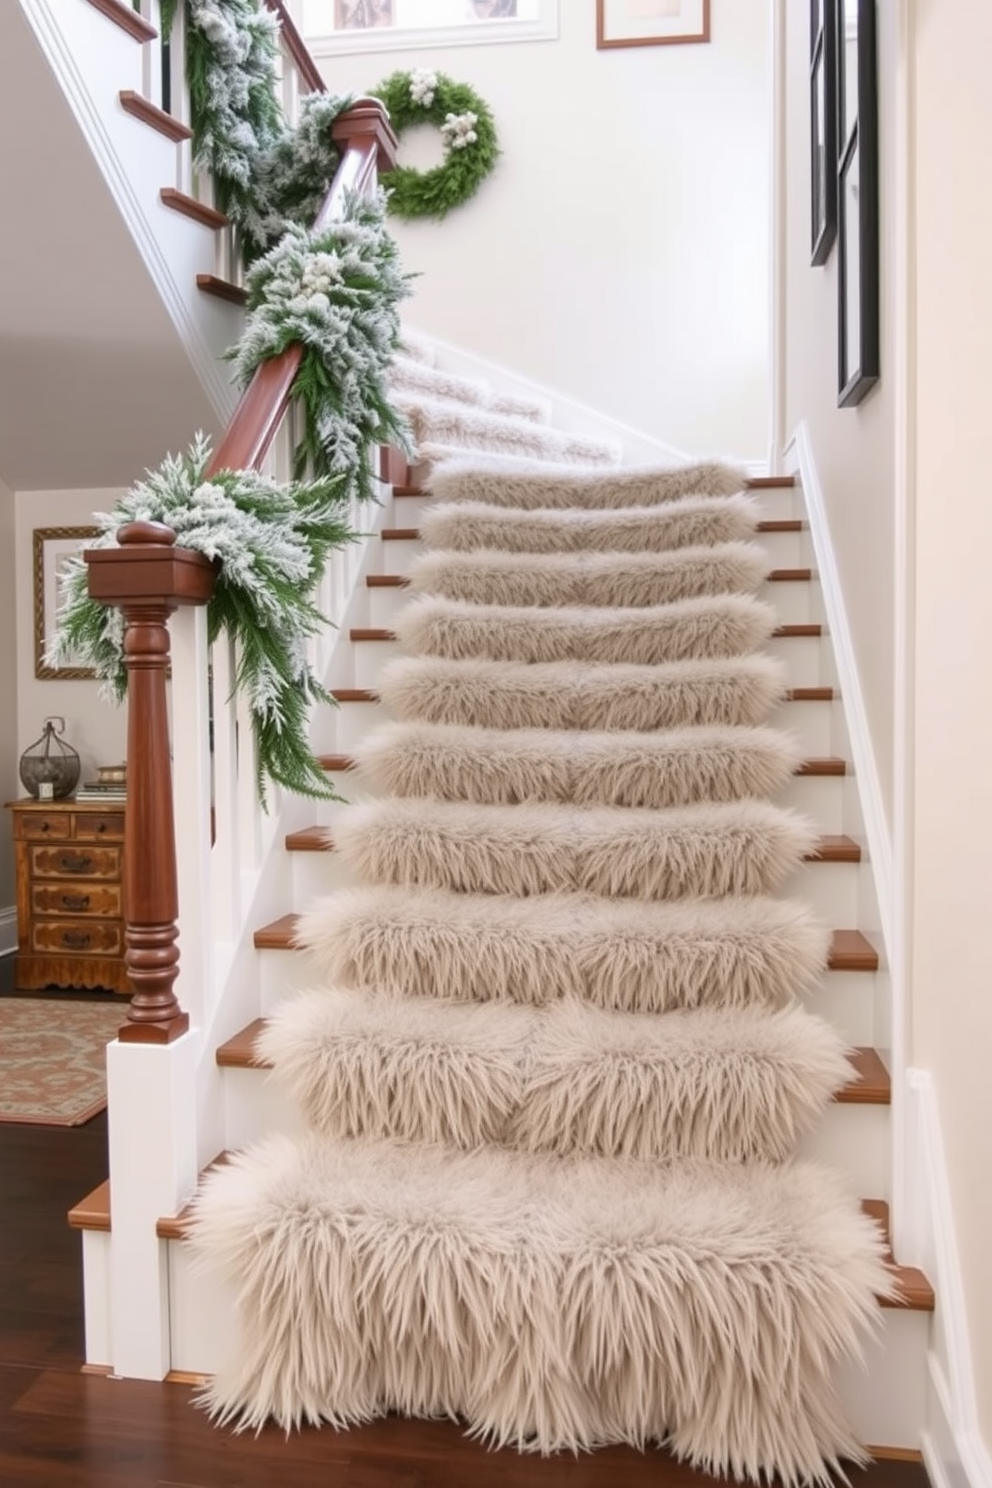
[209,635,242,939]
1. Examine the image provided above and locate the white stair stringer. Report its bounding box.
[156,450,932,1454]
[17,0,242,422]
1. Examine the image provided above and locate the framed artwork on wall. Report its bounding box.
[836,0,879,406]
[809,0,837,265]
[596,0,710,50]
[33,527,99,680]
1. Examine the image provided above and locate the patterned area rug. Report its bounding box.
[0,998,123,1125]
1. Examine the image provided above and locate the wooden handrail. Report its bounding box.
[87,91,397,1041]
[263,0,327,96]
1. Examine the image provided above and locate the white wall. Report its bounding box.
[315,0,771,461]
[14,490,128,785]
[910,0,992,1443]
[782,0,899,829]
[0,478,17,935]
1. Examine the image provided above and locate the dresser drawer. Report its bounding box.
[31,919,124,957]
[15,812,71,841]
[31,883,122,919]
[29,845,121,880]
[75,813,125,842]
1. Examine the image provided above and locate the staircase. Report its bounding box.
[36,0,936,1476]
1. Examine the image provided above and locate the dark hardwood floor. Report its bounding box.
[0,962,931,1487]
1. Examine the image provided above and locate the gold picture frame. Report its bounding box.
[596,0,710,49]
[33,526,99,680]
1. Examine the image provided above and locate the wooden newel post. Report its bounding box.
[85,522,215,1044]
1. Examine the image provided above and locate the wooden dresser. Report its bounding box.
[5,798,129,994]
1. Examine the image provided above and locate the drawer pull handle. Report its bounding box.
[61,893,91,912]
[62,930,91,949]
[59,854,93,874]
[40,821,51,833]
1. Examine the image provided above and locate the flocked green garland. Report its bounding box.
[49,436,357,804]
[227,191,413,491]
[371,69,499,221]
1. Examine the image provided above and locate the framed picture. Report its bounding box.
[596,0,709,49]
[333,0,393,29]
[836,0,879,406]
[33,526,99,680]
[809,0,837,265]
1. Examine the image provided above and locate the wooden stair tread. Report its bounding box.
[255,914,877,971]
[316,751,845,778]
[746,475,795,489]
[839,1048,890,1104]
[160,188,229,230]
[286,826,858,864]
[156,1155,231,1240]
[285,826,330,852]
[216,1018,268,1069]
[83,0,156,40]
[119,91,191,142]
[331,688,380,702]
[786,686,834,701]
[766,568,812,582]
[367,574,410,588]
[67,1179,111,1232]
[196,274,248,305]
[796,757,846,776]
[863,1201,936,1311]
[773,623,822,637]
[215,1015,885,1104]
[381,521,805,541]
[829,929,879,971]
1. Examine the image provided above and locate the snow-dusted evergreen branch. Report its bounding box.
[48,435,359,804]
[228,192,413,493]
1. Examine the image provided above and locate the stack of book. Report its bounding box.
[75,779,127,803]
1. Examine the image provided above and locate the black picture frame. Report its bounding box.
[836,0,879,406]
[810,0,837,265]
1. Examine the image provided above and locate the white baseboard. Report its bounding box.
[406,325,766,476]
[908,1071,992,1488]
[786,424,893,948]
[0,907,17,957]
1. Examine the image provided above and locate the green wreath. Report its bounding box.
[371,70,499,221]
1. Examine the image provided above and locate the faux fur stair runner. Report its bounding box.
[189,426,890,1485]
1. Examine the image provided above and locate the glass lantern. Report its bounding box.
[19,717,81,801]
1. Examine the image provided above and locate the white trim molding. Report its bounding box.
[0,906,17,958]
[907,1071,992,1488]
[304,0,559,57]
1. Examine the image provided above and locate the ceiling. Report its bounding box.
[0,5,223,491]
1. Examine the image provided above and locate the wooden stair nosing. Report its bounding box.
[313,750,847,780]
[215,1012,886,1103]
[367,574,410,589]
[254,914,878,973]
[160,187,228,230]
[368,570,810,587]
[83,0,156,40]
[196,274,248,305]
[67,1179,111,1232]
[287,826,859,865]
[119,90,191,142]
[785,686,834,701]
[390,477,796,497]
[773,623,822,638]
[381,520,805,541]
[381,527,421,541]
[331,688,380,703]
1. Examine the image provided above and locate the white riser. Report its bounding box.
[800,1103,889,1199]
[332,698,384,752]
[354,637,403,688]
[287,852,859,930]
[332,698,832,758]
[379,528,808,577]
[785,860,859,927]
[804,970,876,1047]
[220,1061,885,1185]
[164,1233,926,1456]
[258,945,876,1050]
[766,634,823,682]
[768,699,834,756]
[366,580,812,632]
[776,776,844,832]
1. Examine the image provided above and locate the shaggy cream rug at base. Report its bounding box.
[188,1136,891,1485]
